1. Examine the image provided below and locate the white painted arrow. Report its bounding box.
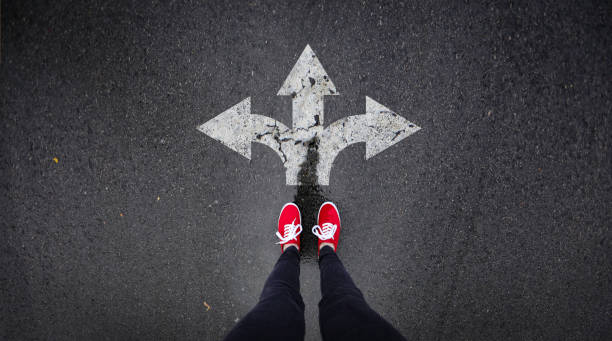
[197,45,422,186]
[277,44,338,131]
[196,97,292,162]
[318,96,421,185]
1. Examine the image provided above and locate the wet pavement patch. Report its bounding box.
[293,137,329,262]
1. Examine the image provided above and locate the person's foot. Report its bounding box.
[312,201,341,255]
[276,203,302,251]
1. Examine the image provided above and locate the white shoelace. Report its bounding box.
[276,219,303,245]
[312,222,337,241]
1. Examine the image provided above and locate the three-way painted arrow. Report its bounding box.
[197,45,421,185]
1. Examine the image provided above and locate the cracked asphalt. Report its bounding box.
[1,1,611,340]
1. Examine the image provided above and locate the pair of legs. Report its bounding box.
[224,203,405,341]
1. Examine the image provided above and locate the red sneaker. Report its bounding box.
[312,202,341,255]
[276,203,302,251]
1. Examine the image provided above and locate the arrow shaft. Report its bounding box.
[292,92,324,130]
[251,114,293,163]
[317,115,369,185]
[252,115,312,185]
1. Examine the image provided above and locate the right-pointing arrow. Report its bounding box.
[317,96,421,185]
[364,96,421,159]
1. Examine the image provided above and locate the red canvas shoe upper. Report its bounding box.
[312,202,341,254]
[276,203,302,251]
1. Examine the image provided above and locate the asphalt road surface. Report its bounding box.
[1,1,610,340]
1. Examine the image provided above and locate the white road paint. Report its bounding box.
[317,96,420,185]
[197,45,421,185]
[277,44,338,130]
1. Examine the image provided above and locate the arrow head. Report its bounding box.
[197,97,252,159]
[277,45,338,96]
[365,96,421,159]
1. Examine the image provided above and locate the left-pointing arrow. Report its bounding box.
[197,97,291,162]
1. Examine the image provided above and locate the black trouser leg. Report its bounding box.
[224,247,305,341]
[318,246,406,341]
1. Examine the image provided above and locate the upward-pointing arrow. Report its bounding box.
[277,45,338,130]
